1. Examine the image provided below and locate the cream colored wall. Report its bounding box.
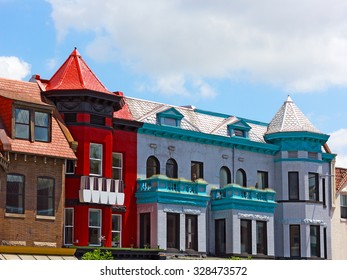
[331,185,347,259]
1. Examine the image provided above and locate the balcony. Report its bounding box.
[211,184,277,213]
[136,175,209,207]
[79,176,125,205]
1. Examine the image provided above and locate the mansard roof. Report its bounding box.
[45,48,114,95]
[123,96,268,144]
[266,96,321,135]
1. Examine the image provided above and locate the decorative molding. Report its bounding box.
[33,242,57,248]
[1,240,26,246]
[237,213,271,221]
[303,218,327,227]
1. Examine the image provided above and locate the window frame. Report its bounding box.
[240,219,252,254]
[310,225,321,258]
[236,168,247,187]
[6,173,25,214]
[288,171,299,200]
[146,156,160,178]
[290,224,301,258]
[64,208,74,246]
[308,172,319,202]
[13,106,52,143]
[166,158,178,179]
[37,177,55,216]
[191,161,204,181]
[257,171,269,189]
[112,152,123,180]
[90,143,103,176]
[256,220,267,255]
[112,214,122,248]
[88,208,102,246]
[220,166,231,188]
[341,194,347,219]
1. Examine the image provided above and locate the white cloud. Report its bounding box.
[47,0,347,95]
[328,128,347,168]
[0,56,31,80]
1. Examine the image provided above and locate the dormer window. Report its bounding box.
[14,106,51,143]
[228,119,251,139]
[157,107,184,128]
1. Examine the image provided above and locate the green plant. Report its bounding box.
[82,249,114,260]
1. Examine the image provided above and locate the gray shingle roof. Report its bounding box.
[124,97,268,143]
[266,96,321,134]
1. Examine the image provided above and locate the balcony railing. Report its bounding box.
[211,184,276,203]
[79,176,124,205]
[137,175,208,195]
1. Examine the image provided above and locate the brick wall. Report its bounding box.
[0,153,65,247]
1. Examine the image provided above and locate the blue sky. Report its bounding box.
[1,0,347,166]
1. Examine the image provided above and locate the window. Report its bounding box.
[112,214,122,248]
[215,219,226,255]
[167,213,180,250]
[140,213,151,248]
[290,225,301,258]
[162,117,178,127]
[257,171,268,189]
[308,152,318,160]
[241,219,252,254]
[185,215,198,251]
[288,172,299,200]
[64,208,74,246]
[34,112,49,142]
[15,108,30,139]
[166,158,178,178]
[233,129,246,137]
[112,153,123,180]
[37,177,55,216]
[63,113,77,124]
[310,225,321,257]
[14,108,51,142]
[89,209,101,246]
[6,174,25,214]
[90,114,105,126]
[66,160,75,174]
[146,156,160,178]
[220,166,231,188]
[256,221,267,255]
[341,194,347,218]
[191,161,203,181]
[309,172,319,201]
[90,143,102,176]
[288,151,298,158]
[236,168,247,187]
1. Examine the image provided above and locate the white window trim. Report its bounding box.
[90,143,103,176]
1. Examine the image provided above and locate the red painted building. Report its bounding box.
[35,48,141,248]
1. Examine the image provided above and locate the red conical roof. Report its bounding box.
[45,48,112,94]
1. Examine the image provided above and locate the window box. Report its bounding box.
[79,189,92,203]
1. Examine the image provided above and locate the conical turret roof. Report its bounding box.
[45,48,113,95]
[266,96,321,135]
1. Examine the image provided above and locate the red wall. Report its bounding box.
[65,121,138,248]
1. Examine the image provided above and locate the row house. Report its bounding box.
[122,95,334,259]
[0,49,336,259]
[0,77,76,248]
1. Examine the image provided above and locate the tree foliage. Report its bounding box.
[82,249,114,260]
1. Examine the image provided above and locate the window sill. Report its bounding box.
[5,213,25,219]
[35,215,55,221]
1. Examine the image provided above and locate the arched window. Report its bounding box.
[166,158,178,178]
[219,166,231,188]
[236,168,247,187]
[146,156,160,178]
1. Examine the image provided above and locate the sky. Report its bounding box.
[1,0,347,166]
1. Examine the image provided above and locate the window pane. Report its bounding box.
[37,177,54,216]
[90,144,102,176]
[15,109,30,139]
[35,112,48,126]
[256,221,267,255]
[191,161,203,181]
[89,210,101,227]
[241,219,252,254]
[146,156,160,178]
[290,225,300,257]
[35,127,49,142]
[166,158,178,178]
[288,172,299,200]
[236,169,246,187]
[6,174,25,214]
[90,144,102,159]
[162,117,177,126]
[309,173,319,201]
[310,225,320,257]
[257,171,268,189]
[220,167,231,188]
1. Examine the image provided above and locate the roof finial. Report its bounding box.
[286,95,293,102]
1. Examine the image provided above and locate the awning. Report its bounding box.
[0,246,77,260]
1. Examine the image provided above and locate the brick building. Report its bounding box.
[0,77,76,248]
